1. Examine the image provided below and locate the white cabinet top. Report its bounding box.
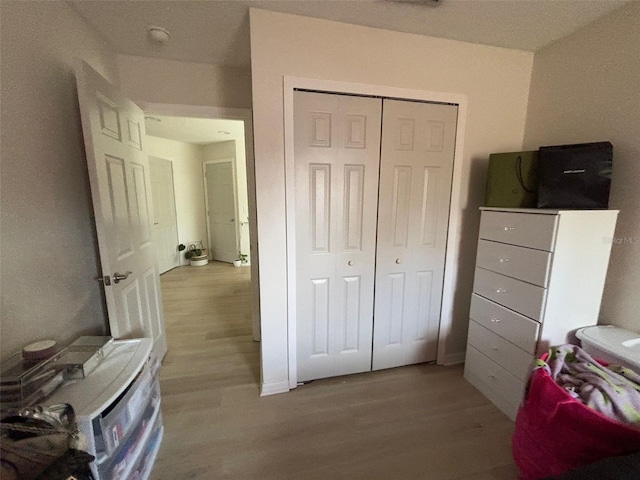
[47,338,152,420]
[480,207,619,216]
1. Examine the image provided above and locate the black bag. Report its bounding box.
[537,142,613,209]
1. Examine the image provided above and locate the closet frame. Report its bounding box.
[283,77,469,389]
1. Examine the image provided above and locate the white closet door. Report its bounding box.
[295,91,382,382]
[372,99,458,370]
[205,160,238,263]
[149,156,179,274]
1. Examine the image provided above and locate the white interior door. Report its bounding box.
[204,160,238,263]
[372,99,458,370]
[76,60,167,361]
[294,90,382,382]
[149,156,179,274]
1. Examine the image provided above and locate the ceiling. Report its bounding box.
[145,115,245,145]
[69,0,629,68]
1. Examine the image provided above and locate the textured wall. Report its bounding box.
[249,9,534,389]
[523,2,640,333]
[0,1,120,359]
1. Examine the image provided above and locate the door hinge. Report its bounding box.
[95,275,111,286]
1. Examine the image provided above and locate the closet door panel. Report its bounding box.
[295,91,382,382]
[373,99,458,370]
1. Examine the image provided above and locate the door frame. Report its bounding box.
[203,158,239,264]
[139,102,261,343]
[284,77,468,389]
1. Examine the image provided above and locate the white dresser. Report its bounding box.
[464,207,618,419]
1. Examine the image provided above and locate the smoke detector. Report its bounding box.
[147,25,170,44]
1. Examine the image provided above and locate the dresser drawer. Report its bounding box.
[467,320,533,380]
[470,294,539,353]
[476,239,552,287]
[464,345,525,408]
[479,211,558,251]
[474,268,546,321]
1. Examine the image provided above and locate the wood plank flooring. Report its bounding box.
[152,261,519,480]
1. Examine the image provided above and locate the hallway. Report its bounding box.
[152,262,518,480]
[158,261,259,394]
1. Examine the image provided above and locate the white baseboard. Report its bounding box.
[260,380,290,396]
[442,351,466,366]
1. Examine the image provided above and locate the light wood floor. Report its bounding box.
[152,261,519,480]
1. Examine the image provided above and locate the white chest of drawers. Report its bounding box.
[464,207,618,420]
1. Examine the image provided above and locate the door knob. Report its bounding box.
[113,271,132,284]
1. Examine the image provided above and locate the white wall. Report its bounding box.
[146,136,207,262]
[117,55,253,109]
[249,9,534,390]
[523,2,640,333]
[202,140,252,262]
[0,1,119,359]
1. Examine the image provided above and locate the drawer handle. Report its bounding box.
[495,288,507,294]
[490,317,502,323]
[348,260,354,266]
[395,258,402,264]
[503,226,515,231]
[488,374,496,379]
[492,346,499,351]
[498,258,510,264]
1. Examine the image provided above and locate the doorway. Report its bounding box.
[282,78,468,390]
[143,108,260,387]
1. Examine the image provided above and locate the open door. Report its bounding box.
[204,159,239,263]
[76,60,167,361]
[149,156,180,274]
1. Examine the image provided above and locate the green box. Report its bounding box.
[485,151,539,208]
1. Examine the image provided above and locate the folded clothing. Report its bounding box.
[542,344,640,426]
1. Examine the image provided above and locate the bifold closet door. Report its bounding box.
[372,99,458,370]
[294,91,382,382]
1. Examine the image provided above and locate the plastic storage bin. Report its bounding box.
[576,325,640,371]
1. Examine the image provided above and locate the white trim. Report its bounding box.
[260,380,290,396]
[141,102,261,345]
[139,103,251,122]
[202,158,239,264]
[442,351,466,366]
[283,76,468,389]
